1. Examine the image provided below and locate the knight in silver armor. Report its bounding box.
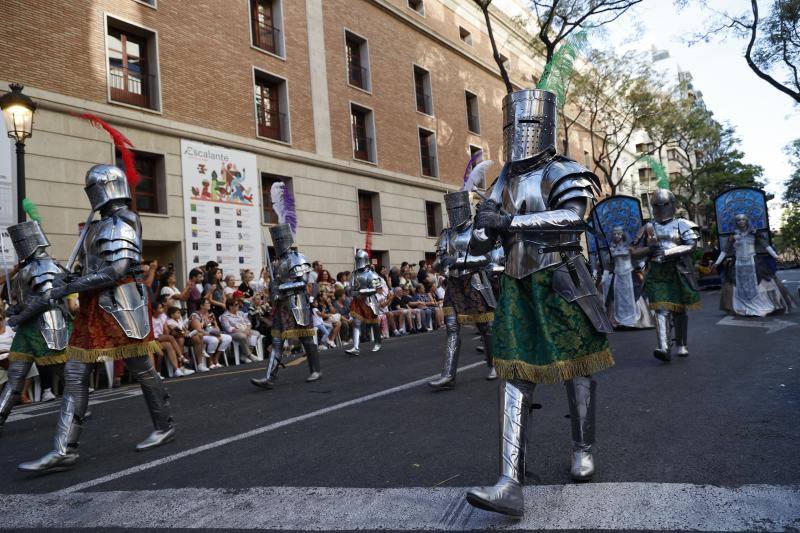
[604,227,653,329]
[428,190,501,389]
[636,189,701,362]
[251,224,321,389]
[713,214,793,316]
[16,164,175,473]
[0,221,71,437]
[345,249,383,356]
[464,89,615,518]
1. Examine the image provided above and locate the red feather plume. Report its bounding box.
[364,218,373,259]
[74,112,141,188]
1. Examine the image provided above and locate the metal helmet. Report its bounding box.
[502,89,557,163]
[651,189,676,223]
[444,190,471,228]
[354,249,370,270]
[269,224,294,257]
[7,220,50,261]
[84,164,131,211]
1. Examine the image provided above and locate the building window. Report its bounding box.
[351,104,376,163]
[459,26,472,45]
[418,128,438,178]
[345,30,371,91]
[408,0,425,15]
[465,91,480,134]
[115,149,165,214]
[357,190,381,232]
[425,201,442,237]
[261,174,292,224]
[635,142,655,153]
[254,70,289,142]
[106,20,159,110]
[250,0,284,56]
[638,168,653,184]
[414,65,433,115]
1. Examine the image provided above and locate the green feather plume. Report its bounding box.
[22,198,42,223]
[642,155,670,190]
[536,30,588,109]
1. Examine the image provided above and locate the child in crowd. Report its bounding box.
[166,306,206,371]
[152,302,194,377]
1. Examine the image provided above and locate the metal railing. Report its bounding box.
[348,63,369,89]
[257,109,289,142]
[109,68,154,108]
[353,135,374,162]
[253,22,281,54]
[416,92,433,114]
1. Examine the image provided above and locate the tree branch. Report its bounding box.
[744,0,800,102]
[474,0,514,93]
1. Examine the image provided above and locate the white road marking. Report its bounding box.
[53,361,486,495]
[2,483,798,530]
[717,315,798,334]
[7,389,142,421]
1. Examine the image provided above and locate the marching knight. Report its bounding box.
[15,164,174,472]
[428,190,501,389]
[463,89,614,518]
[0,220,71,436]
[636,189,701,362]
[345,249,383,356]
[251,223,321,389]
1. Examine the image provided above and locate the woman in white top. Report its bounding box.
[159,272,190,312]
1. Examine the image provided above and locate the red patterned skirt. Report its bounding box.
[350,297,379,324]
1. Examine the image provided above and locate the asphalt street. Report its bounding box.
[1,270,798,531]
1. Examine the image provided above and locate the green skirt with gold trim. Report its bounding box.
[643,262,701,312]
[492,269,614,384]
[8,320,72,366]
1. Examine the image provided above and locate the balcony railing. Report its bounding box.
[257,109,289,142]
[253,22,281,54]
[420,154,437,177]
[353,135,374,162]
[467,113,480,133]
[416,92,433,114]
[109,68,155,109]
[348,63,369,90]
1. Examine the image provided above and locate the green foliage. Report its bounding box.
[22,198,42,223]
[537,31,588,108]
[783,138,800,204]
[641,155,669,190]
[776,204,800,261]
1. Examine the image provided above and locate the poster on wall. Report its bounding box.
[180,140,262,281]
[0,116,17,275]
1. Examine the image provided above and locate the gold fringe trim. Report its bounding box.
[442,306,455,317]
[8,351,68,365]
[648,301,702,312]
[272,328,316,340]
[493,348,615,385]
[457,311,494,324]
[350,312,380,325]
[67,340,162,363]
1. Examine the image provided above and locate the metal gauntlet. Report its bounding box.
[508,208,586,233]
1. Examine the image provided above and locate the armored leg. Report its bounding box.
[466,379,535,517]
[0,360,33,437]
[251,337,282,389]
[371,323,382,352]
[301,336,322,382]
[565,377,596,481]
[125,355,175,452]
[18,360,91,473]
[346,318,362,356]
[674,311,689,357]
[653,310,671,362]
[477,321,497,380]
[428,314,460,390]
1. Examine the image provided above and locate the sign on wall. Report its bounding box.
[180,140,262,280]
[0,117,17,275]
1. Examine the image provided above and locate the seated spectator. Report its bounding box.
[311,299,335,350]
[317,270,335,301]
[160,271,190,313]
[429,281,445,328]
[389,267,401,289]
[186,268,205,315]
[153,303,194,377]
[417,260,429,284]
[334,272,348,292]
[189,300,231,370]
[316,294,342,348]
[331,288,353,342]
[387,287,412,336]
[219,300,254,363]
[238,269,256,299]
[166,306,205,372]
[378,266,391,289]
[248,293,273,338]
[412,284,435,331]
[223,275,238,300]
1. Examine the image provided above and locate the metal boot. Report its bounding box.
[0,360,32,437]
[345,319,361,356]
[371,324,382,352]
[428,315,460,390]
[674,312,689,357]
[566,377,596,481]
[653,310,671,361]
[302,336,322,382]
[19,361,91,473]
[252,337,282,389]
[478,322,497,380]
[466,379,535,517]
[127,356,175,452]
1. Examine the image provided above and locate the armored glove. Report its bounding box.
[7,295,51,328]
[475,200,511,232]
[439,255,457,269]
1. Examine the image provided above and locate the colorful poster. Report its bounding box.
[180,140,262,281]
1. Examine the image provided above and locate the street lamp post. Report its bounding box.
[0,83,37,223]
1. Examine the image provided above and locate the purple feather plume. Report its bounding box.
[282,184,297,234]
[462,150,484,186]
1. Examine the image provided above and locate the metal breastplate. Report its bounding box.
[276,252,312,326]
[501,167,578,278]
[733,232,756,258]
[354,268,381,315]
[98,282,151,339]
[38,309,69,351]
[652,220,683,253]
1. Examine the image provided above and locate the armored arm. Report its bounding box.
[50,258,132,300]
[657,220,698,262]
[431,230,453,273]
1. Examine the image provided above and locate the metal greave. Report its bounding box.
[372,324,382,346]
[352,319,362,352]
[126,355,173,431]
[499,380,535,483]
[655,310,671,353]
[674,311,688,348]
[53,360,92,455]
[301,336,320,373]
[441,314,461,379]
[565,377,596,453]
[477,321,494,368]
[265,337,283,379]
[0,361,32,427]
